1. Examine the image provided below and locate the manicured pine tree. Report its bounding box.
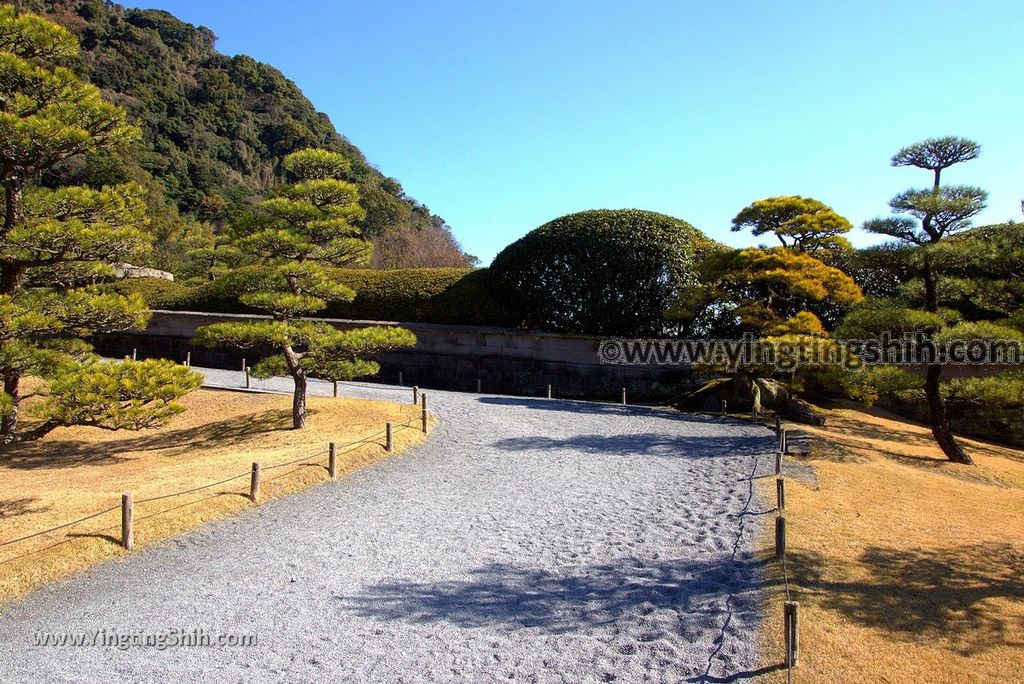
[195,149,416,429]
[0,6,201,443]
[731,195,854,266]
[849,136,1011,463]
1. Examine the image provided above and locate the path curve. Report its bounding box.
[0,369,775,683]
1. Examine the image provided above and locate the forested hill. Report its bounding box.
[29,0,471,268]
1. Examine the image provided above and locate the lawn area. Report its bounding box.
[760,401,1024,682]
[0,387,427,605]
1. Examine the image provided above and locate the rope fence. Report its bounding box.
[0,408,429,558]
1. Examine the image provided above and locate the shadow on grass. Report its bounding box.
[0,497,47,518]
[790,543,1024,655]
[0,409,314,470]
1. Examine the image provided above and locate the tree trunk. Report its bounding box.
[924,364,972,464]
[0,263,25,295]
[1,373,20,442]
[919,249,970,463]
[281,345,307,429]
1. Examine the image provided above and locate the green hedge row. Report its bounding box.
[102,268,514,327]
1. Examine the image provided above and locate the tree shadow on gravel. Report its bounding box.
[335,555,775,636]
[492,433,770,460]
[477,396,768,427]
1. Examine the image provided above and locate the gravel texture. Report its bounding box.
[0,369,777,683]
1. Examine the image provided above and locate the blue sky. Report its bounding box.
[140,0,1023,264]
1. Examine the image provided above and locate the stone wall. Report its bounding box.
[92,311,694,401]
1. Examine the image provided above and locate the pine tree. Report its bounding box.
[195,149,416,429]
[731,195,853,265]
[853,136,993,463]
[0,5,201,443]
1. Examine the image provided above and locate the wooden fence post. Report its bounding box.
[328,442,337,479]
[184,351,191,367]
[131,348,137,361]
[245,366,251,389]
[775,515,786,558]
[775,450,783,475]
[386,422,394,452]
[776,477,786,511]
[250,462,261,502]
[399,371,403,386]
[721,399,727,416]
[241,357,246,372]
[621,387,627,405]
[420,393,428,433]
[333,381,339,398]
[121,492,133,550]
[547,384,552,399]
[785,601,800,667]
[780,428,788,454]
[476,378,482,393]
[412,386,418,404]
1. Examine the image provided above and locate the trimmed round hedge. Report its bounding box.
[490,209,716,335]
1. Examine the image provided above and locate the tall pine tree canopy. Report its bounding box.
[196,148,416,430]
[21,0,471,270]
[1,3,201,443]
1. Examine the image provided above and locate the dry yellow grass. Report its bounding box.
[758,401,1024,683]
[0,387,428,605]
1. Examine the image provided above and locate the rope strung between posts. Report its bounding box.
[0,410,421,550]
[0,505,120,549]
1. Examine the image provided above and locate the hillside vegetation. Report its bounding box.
[29,0,471,268]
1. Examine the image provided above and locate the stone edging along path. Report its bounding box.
[0,368,777,683]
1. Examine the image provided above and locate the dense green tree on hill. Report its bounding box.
[195,149,415,429]
[0,5,200,443]
[25,0,471,270]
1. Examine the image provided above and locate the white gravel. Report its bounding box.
[0,368,777,683]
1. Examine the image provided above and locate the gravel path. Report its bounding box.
[0,369,777,683]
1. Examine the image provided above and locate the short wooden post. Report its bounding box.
[328,442,337,479]
[775,515,786,558]
[784,601,800,667]
[245,366,251,389]
[333,381,339,398]
[621,387,627,405]
[547,384,552,399]
[241,357,246,372]
[250,462,261,502]
[131,348,137,361]
[412,386,418,404]
[386,422,394,452]
[721,399,727,416]
[476,378,482,393]
[780,428,788,454]
[776,477,785,511]
[398,371,404,386]
[121,492,133,550]
[775,450,783,475]
[184,351,191,366]
[420,393,428,433]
